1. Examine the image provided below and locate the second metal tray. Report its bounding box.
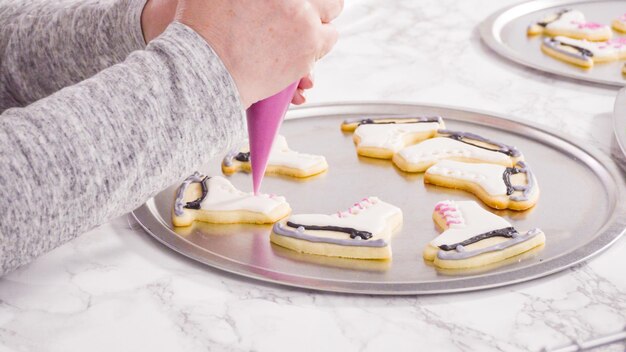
[132,102,626,295]
[614,88,626,159]
[481,0,626,87]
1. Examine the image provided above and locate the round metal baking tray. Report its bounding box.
[132,102,626,294]
[480,0,626,87]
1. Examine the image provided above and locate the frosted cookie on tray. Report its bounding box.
[349,116,444,159]
[341,115,442,132]
[612,13,626,33]
[172,173,291,227]
[392,129,523,173]
[527,9,612,41]
[424,160,539,211]
[423,200,545,269]
[222,135,328,178]
[541,36,626,68]
[271,197,403,259]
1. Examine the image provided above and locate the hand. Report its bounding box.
[292,73,314,105]
[141,0,178,44]
[176,0,343,108]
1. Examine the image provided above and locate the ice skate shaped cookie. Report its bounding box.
[341,115,443,132]
[271,197,403,259]
[424,160,539,211]
[349,116,444,159]
[541,36,626,68]
[528,9,611,41]
[423,200,545,269]
[172,173,291,227]
[222,135,328,178]
[392,129,523,173]
[612,13,626,33]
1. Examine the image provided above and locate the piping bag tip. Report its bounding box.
[246,81,299,195]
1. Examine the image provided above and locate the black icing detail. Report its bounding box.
[183,176,210,210]
[235,152,250,162]
[503,165,523,196]
[546,38,594,59]
[537,8,570,27]
[286,221,373,240]
[440,130,520,157]
[357,116,441,126]
[438,227,519,251]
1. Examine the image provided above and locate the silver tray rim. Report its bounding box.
[131,101,626,295]
[479,0,626,88]
[613,88,626,157]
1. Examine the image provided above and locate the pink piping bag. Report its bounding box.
[246,81,299,195]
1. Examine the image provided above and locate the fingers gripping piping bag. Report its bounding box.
[246,81,299,194]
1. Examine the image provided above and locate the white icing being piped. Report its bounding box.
[196,176,288,214]
[223,135,327,171]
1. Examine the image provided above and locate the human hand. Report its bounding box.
[176,0,343,108]
[292,73,314,105]
[141,0,178,44]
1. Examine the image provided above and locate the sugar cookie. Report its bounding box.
[541,36,626,68]
[612,13,626,33]
[271,197,403,259]
[350,116,444,159]
[424,160,539,210]
[172,173,291,227]
[528,9,612,41]
[222,135,328,178]
[392,129,523,173]
[341,115,442,132]
[423,200,545,269]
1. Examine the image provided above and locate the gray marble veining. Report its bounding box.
[0,0,624,351]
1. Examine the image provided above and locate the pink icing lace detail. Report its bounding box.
[597,38,626,51]
[337,197,375,218]
[434,201,465,227]
[571,20,604,29]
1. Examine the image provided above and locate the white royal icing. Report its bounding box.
[397,137,511,165]
[426,160,508,196]
[353,122,441,152]
[283,197,402,243]
[198,176,288,214]
[228,135,326,170]
[430,201,512,247]
[541,9,611,36]
[267,135,327,170]
[551,36,626,61]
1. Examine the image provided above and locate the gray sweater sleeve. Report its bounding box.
[0,22,246,274]
[0,0,147,110]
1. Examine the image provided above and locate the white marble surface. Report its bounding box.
[1,0,625,351]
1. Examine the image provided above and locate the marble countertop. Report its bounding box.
[1,0,625,351]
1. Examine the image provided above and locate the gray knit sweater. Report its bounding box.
[0,0,246,274]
